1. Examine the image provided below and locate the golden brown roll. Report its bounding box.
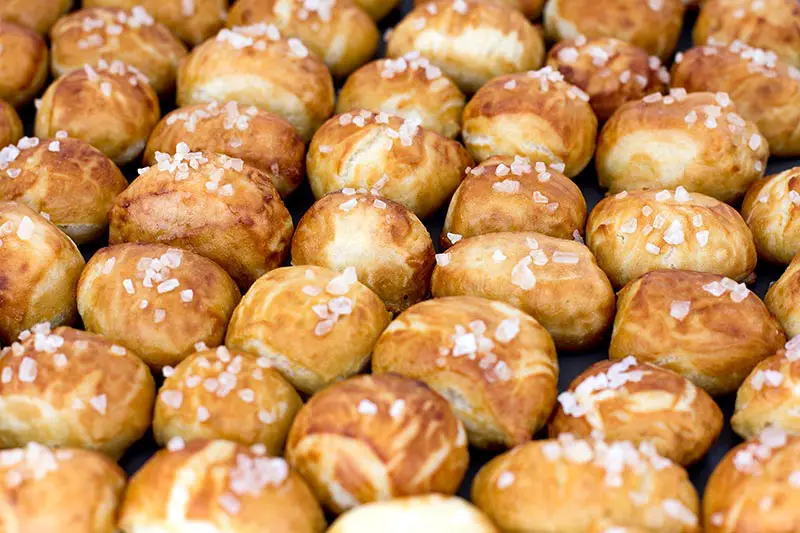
[0,324,155,459]
[386,0,545,94]
[461,67,597,178]
[741,166,800,264]
[177,24,335,141]
[286,374,469,514]
[372,296,558,448]
[307,110,472,218]
[0,136,128,245]
[0,0,72,35]
[0,101,22,148]
[108,147,294,290]
[765,253,800,338]
[144,102,306,198]
[416,0,545,18]
[0,21,48,107]
[472,435,701,533]
[441,155,586,248]
[0,202,84,345]
[225,266,391,395]
[336,53,466,139]
[77,244,241,368]
[119,439,327,533]
[609,270,786,396]
[586,188,757,288]
[291,191,435,314]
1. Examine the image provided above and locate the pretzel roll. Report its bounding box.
[119,439,326,533]
[742,167,800,264]
[177,24,335,141]
[307,110,472,218]
[0,101,22,148]
[0,21,48,107]
[108,147,293,290]
[472,436,700,533]
[0,324,155,459]
[765,253,800,338]
[286,374,469,514]
[0,0,72,35]
[416,0,545,18]
[461,67,597,178]
[586,188,757,288]
[386,0,545,94]
[609,270,786,396]
[0,203,84,345]
[431,232,615,350]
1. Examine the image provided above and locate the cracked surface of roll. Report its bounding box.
[0,21,48,107]
[765,253,800,338]
[741,166,800,264]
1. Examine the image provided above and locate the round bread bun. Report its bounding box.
[416,0,545,18]
[34,61,160,165]
[609,270,786,396]
[0,21,48,107]
[0,0,72,35]
[386,0,545,94]
[50,7,188,95]
[765,253,800,338]
[0,101,22,148]
[291,191,435,314]
[355,0,402,20]
[286,374,469,514]
[670,41,800,157]
[372,296,558,448]
[119,439,327,533]
[0,202,84,345]
[549,357,723,466]
[431,231,616,350]
[153,346,302,454]
[546,37,669,121]
[472,435,701,533]
[741,166,800,264]
[176,24,335,142]
[225,266,391,395]
[307,109,472,219]
[0,443,126,533]
[336,53,466,139]
[144,102,306,198]
[596,90,768,203]
[0,136,128,245]
[0,324,155,459]
[543,0,686,61]
[108,147,294,290]
[461,67,597,178]
[441,155,587,248]
[77,244,241,368]
[586,188,757,288]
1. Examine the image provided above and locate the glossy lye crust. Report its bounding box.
[766,253,800,339]
[0,0,73,35]
[416,0,545,18]
[0,101,23,148]
[741,166,800,264]
[0,21,48,107]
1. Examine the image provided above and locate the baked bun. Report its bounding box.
[742,166,800,264]
[108,147,294,290]
[670,42,800,156]
[291,191,435,314]
[416,0,545,18]
[153,346,302,454]
[0,0,72,35]
[609,270,786,396]
[0,136,128,245]
[461,67,597,178]
[547,37,669,121]
[119,439,327,533]
[0,324,155,459]
[431,231,615,350]
[586,188,757,288]
[144,102,306,198]
[549,357,723,466]
[765,253,800,338]
[441,155,586,248]
[34,61,160,165]
[386,0,545,94]
[307,110,472,218]
[77,244,241,368]
[372,296,558,448]
[225,266,391,395]
[0,203,84,345]
[336,53,466,139]
[0,21,48,107]
[0,101,22,148]
[286,374,469,514]
[472,435,700,533]
[176,24,335,141]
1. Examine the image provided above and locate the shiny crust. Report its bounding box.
[416,0,545,18]
[0,326,155,459]
[0,101,22,149]
[386,0,545,94]
[431,231,616,350]
[0,0,72,34]
[742,166,800,264]
[307,110,472,218]
[0,22,48,107]
[586,189,757,288]
[765,252,800,338]
[372,296,558,448]
[355,0,402,20]
[286,374,469,514]
[291,191,435,314]
[77,244,241,368]
[610,270,786,396]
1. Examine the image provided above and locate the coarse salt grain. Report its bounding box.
[496,471,515,489]
[670,300,691,321]
[357,399,378,415]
